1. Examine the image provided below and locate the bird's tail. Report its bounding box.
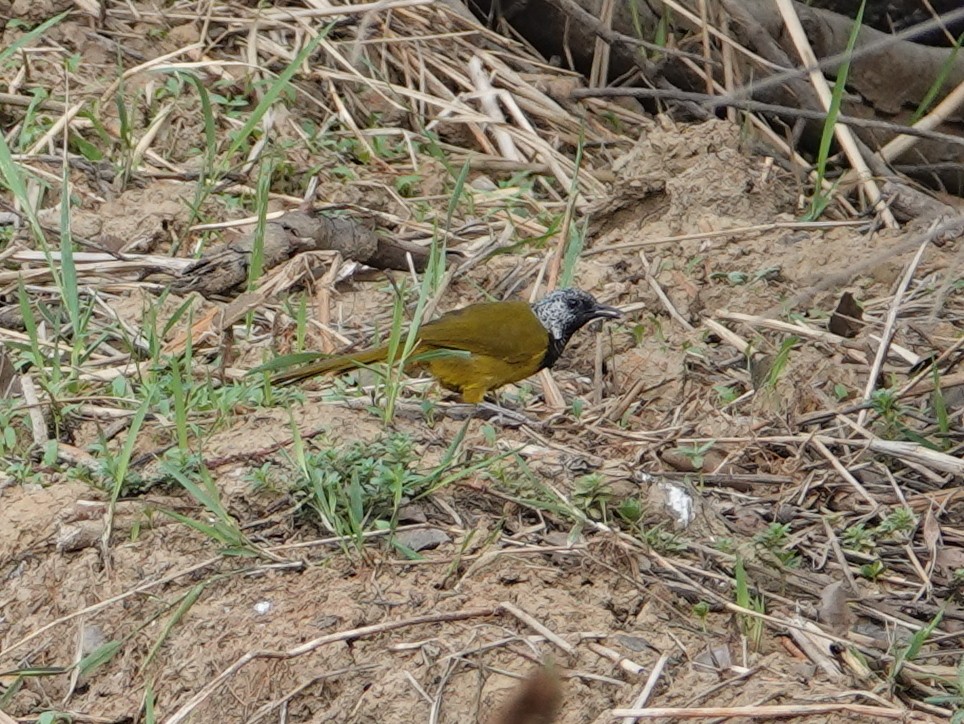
[271,345,391,385]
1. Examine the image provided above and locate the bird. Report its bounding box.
[270,288,620,403]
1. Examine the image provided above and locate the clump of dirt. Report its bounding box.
[37,182,195,253]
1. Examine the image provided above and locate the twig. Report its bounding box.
[714,5,964,105]
[837,416,964,476]
[18,373,48,447]
[586,642,646,676]
[877,78,964,163]
[808,436,878,509]
[640,251,694,331]
[569,88,964,148]
[894,336,964,399]
[498,601,575,655]
[611,703,919,719]
[855,231,931,427]
[785,616,844,683]
[702,318,750,355]
[467,56,522,162]
[589,0,615,88]
[716,310,851,346]
[620,653,671,724]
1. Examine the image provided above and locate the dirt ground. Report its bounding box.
[2,2,963,724]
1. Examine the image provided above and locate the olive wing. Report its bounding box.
[417,300,548,364]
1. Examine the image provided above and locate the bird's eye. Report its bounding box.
[566,297,579,309]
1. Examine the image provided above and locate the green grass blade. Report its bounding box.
[806,0,866,220]
[222,28,331,164]
[177,72,218,169]
[169,356,190,452]
[77,639,123,677]
[16,277,52,383]
[59,156,82,355]
[247,157,274,289]
[444,159,471,234]
[765,336,798,389]
[140,584,204,672]
[110,387,156,498]
[143,681,156,724]
[0,129,43,241]
[0,13,68,66]
[890,607,944,683]
[912,32,964,123]
[560,220,586,289]
[560,128,586,288]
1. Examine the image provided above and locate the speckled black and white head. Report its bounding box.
[531,288,621,367]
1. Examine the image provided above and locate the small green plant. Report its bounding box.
[674,440,715,470]
[246,462,282,493]
[888,608,944,690]
[4,460,43,485]
[755,522,791,549]
[616,497,644,525]
[714,384,740,405]
[867,384,947,449]
[570,396,586,419]
[713,537,736,554]
[37,712,73,724]
[637,524,685,553]
[286,426,482,550]
[394,173,422,197]
[859,560,886,581]
[709,266,780,286]
[841,522,876,552]
[710,270,751,285]
[754,522,801,567]
[733,558,766,651]
[876,507,917,539]
[763,336,797,389]
[630,322,648,346]
[572,473,613,521]
[870,387,906,429]
[693,601,710,631]
[0,402,30,458]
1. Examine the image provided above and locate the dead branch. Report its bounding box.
[171,210,437,297]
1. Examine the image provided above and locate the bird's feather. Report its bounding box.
[416,300,548,363]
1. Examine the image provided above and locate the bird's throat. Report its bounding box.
[540,335,567,371]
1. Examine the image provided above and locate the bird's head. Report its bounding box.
[532,288,621,348]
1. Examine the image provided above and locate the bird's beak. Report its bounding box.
[590,304,622,320]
